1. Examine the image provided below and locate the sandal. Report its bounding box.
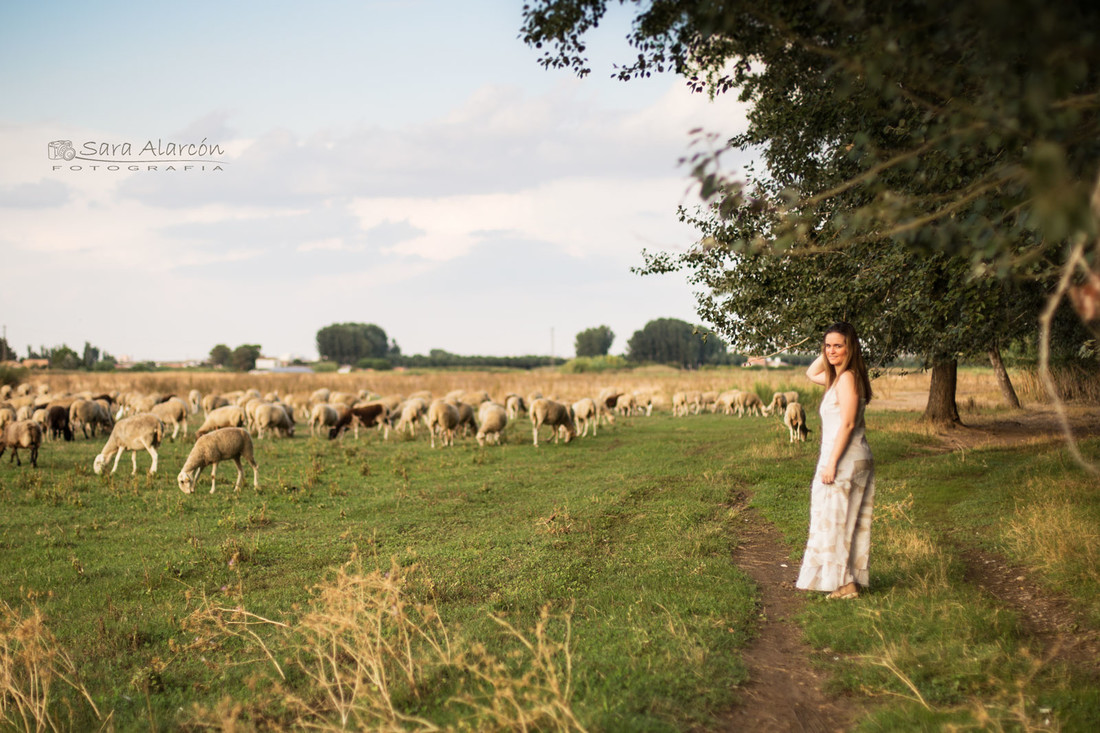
[827,584,859,600]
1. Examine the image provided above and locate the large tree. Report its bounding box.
[626,318,727,368]
[575,325,615,357]
[316,322,397,364]
[521,0,1100,423]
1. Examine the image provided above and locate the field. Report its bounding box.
[1,367,1099,731]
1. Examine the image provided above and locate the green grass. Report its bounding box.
[1,408,1098,730]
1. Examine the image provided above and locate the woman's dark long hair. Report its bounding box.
[822,322,873,403]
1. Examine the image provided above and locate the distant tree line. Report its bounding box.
[14,341,118,371]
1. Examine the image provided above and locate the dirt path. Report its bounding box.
[711,494,853,733]
[716,406,1100,730]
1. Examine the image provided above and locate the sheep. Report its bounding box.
[783,391,800,405]
[572,398,597,437]
[254,403,295,439]
[476,403,508,446]
[672,392,688,417]
[505,394,527,420]
[328,391,358,406]
[529,398,576,446]
[310,403,340,437]
[31,408,49,438]
[309,387,331,405]
[178,427,259,494]
[201,393,229,416]
[735,391,765,417]
[1,420,43,468]
[702,391,720,413]
[187,389,202,414]
[784,402,810,442]
[765,392,788,416]
[615,392,638,416]
[93,413,165,475]
[633,391,654,416]
[69,399,113,438]
[151,397,190,440]
[685,391,704,415]
[454,402,478,438]
[0,406,15,432]
[394,398,428,436]
[195,405,247,436]
[715,390,743,415]
[427,399,460,448]
[595,388,622,428]
[328,403,388,440]
[45,405,74,441]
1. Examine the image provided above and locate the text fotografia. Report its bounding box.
[48,138,227,171]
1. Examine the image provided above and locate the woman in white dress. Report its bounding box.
[796,322,874,600]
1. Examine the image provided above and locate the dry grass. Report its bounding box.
[0,601,103,732]
[182,556,585,732]
[1003,476,1100,590]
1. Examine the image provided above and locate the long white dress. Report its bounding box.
[795,382,874,591]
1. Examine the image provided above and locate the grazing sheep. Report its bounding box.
[69,399,113,439]
[454,402,478,438]
[93,414,165,475]
[309,387,331,405]
[310,403,340,437]
[672,392,688,417]
[31,408,49,438]
[254,403,295,439]
[505,394,527,420]
[151,397,190,440]
[394,398,428,436]
[615,392,638,416]
[529,398,576,446]
[195,405,247,437]
[201,394,229,416]
[427,399,460,448]
[572,398,597,437]
[187,389,202,414]
[634,391,654,416]
[784,402,810,443]
[1,420,43,468]
[0,407,15,432]
[45,405,74,441]
[702,391,720,413]
[765,392,788,416]
[177,428,259,494]
[735,391,765,417]
[715,390,743,416]
[783,391,800,405]
[328,403,389,440]
[476,403,508,446]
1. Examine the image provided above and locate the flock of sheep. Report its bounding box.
[0,380,812,491]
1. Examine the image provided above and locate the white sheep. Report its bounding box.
[201,393,229,416]
[187,389,202,414]
[529,398,576,446]
[1,420,43,468]
[764,392,788,416]
[505,394,527,420]
[93,413,165,475]
[572,398,597,437]
[177,427,259,494]
[715,390,743,415]
[394,398,428,436]
[672,392,688,417]
[735,391,765,417]
[784,402,810,442]
[476,403,508,446]
[196,405,247,436]
[254,403,295,439]
[310,403,340,437]
[151,397,190,440]
[427,399,460,448]
[69,399,114,439]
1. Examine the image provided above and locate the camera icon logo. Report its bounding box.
[48,140,77,161]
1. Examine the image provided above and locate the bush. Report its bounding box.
[559,355,628,373]
[355,358,393,371]
[312,361,340,373]
[0,365,28,388]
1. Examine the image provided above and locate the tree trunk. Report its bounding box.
[923,358,962,425]
[988,341,1021,409]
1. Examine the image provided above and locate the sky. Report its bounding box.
[0,0,752,362]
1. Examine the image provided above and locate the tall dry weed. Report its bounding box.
[182,556,585,732]
[0,601,102,732]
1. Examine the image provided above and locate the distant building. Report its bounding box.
[742,356,789,368]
